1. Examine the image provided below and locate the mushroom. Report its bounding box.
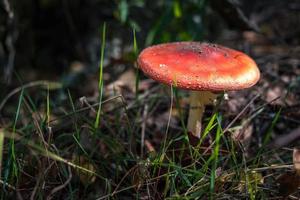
[137,42,260,138]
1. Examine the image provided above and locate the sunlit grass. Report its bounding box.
[0,82,290,199]
[94,22,106,129]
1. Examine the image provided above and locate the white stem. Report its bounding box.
[187,91,216,138]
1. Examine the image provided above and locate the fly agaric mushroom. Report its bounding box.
[137,42,260,138]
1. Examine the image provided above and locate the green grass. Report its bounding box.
[94,22,107,129]
[133,28,140,100]
[8,88,24,181]
[0,82,295,199]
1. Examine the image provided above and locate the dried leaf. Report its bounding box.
[106,69,136,94]
[145,139,155,153]
[277,171,300,197]
[265,86,283,105]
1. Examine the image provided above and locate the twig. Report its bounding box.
[250,164,293,172]
[79,96,97,113]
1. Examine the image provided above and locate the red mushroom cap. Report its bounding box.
[138,42,260,91]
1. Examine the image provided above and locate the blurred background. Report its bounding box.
[1,0,299,88]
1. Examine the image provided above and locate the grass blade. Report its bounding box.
[210,114,222,198]
[133,28,140,99]
[94,22,106,129]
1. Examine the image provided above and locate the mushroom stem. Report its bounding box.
[187,91,217,138]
